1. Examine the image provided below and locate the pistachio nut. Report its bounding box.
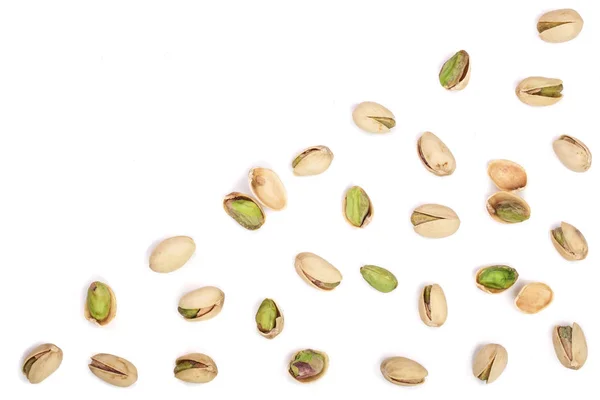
[22,344,63,384]
[411,204,460,238]
[174,353,218,383]
[538,9,584,43]
[84,281,117,326]
[294,252,342,291]
[439,50,470,91]
[360,265,398,293]
[223,192,265,230]
[288,349,329,383]
[551,221,588,261]
[515,282,553,314]
[417,131,456,176]
[380,357,428,386]
[89,353,138,387]
[352,101,396,133]
[149,236,195,273]
[343,186,373,228]
[475,265,519,294]
[255,298,284,339]
[487,159,527,191]
[472,344,508,384]
[249,167,287,210]
[486,191,531,224]
[178,286,225,321]
[553,135,592,172]
[418,284,448,327]
[552,323,588,370]
[516,77,563,106]
[292,145,334,176]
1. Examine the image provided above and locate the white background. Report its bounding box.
[0,1,597,398]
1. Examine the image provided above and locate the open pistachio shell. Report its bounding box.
[475,265,519,294]
[89,353,138,387]
[439,50,471,91]
[553,135,592,172]
[473,344,508,384]
[255,298,284,339]
[552,323,588,370]
[249,168,287,210]
[294,252,342,291]
[352,101,396,133]
[551,222,588,261]
[178,286,225,321]
[223,192,265,230]
[380,357,428,386]
[84,281,117,326]
[343,186,373,228]
[22,344,63,384]
[288,349,329,383]
[418,284,448,327]
[488,160,527,191]
[417,132,456,176]
[292,146,334,176]
[515,282,553,314]
[174,353,218,383]
[538,9,584,43]
[411,204,460,238]
[149,236,196,273]
[486,191,531,224]
[516,77,563,106]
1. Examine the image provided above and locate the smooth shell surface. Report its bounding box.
[552,323,588,370]
[352,101,396,133]
[178,286,225,321]
[84,282,117,326]
[553,135,591,172]
[89,353,138,387]
[417,132,456,176]
[486,191,531,224]
[249,168,287,210]
[473,344,508,384]
[380,357,428,386]
[411,204,460,238]
[488,160,527,191]
[294,252,342,291]
[22,344,63,384]
[516,77,563,106]
[515,282,553,314]
[418,284,448,327]
[538,9,584,43]
[292,146,334,176]
[174,353,218,383]
[149,236,196,273]
[551,221,588,261]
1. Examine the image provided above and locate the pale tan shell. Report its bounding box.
[89,353,138,387]
[515,282,553,314]
[516,77,563,106]
[418,284,448,327]
[294,252,342,291]
[342,186,374,228]
[288,349,329,383]
[450,61,471,91]
[538,9,584,43]
[487,160,527,191]
[411,204,460,238]
[486,191,531,224]
[417,132,456,176]
[257,300,284,339]
[84,282,117,326]
[551,221,588,261]
[292,146,334,176]
[22,344,63,384]
[552,323,588,370]
[249,168,287,210]
[553,135,591,172]
[473,344,508,384]
[174,353,218,383]
[352,101,396,133]
[380,357,428,386]
[149,236,196,273]
[178,286,225,321]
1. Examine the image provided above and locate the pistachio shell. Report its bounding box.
[255,298,284,339]
[417,132,456,176]
[411,204,460,238]
[552,323,588,370]
[538,9,584,43]
[249,168,287,210]
[475,265,519,294]
[223,192,265,230]
[178,286,225,321]
[84,281,117,326]
[288,349,329,383]
[294,252,342,291]
[488,160,527,191]
[486,191,531,224]
[418,284,448,327]
[89,353,138,387]
[473,344,508,384]
[22,344,63,384]
[439,50,471,91]
[516,77,563,106]
[553,135,591,172]
[149,236,195,273]
[343,186,373,228]
[174,353,218,383]
[551,222,588,261]
[515,282,553,314]
[352,101,396,133]
[292,146,334,176]
[380,357,428,386]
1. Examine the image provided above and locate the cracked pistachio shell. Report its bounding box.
[516,77,563,106]
[178,286,225,321]
[343,186,373,228]
[22,344,63,384]
[473,344,508,384]
[295,252,342,291]
[476,265,519,294]
[418,284,448,327]
[360,265,398,293]
[439,50,471,91]
[488,160,527,191]
[84,281,117,326]
[149,236,195,273]
[249,168,287,210]
[288,349,329,383]
[515,282,553,314]
[89,353,138,387]
[538,9,584,43]
[552,323,588,370]
[352,101,396,133]
[553,135,592,172]
[551,222,588,261]
[292,146,334,176]
[174,353,218,383]
[486,191,530,224]
[411,204,460,238]
[255,298,284,339]
[417,132,456,176]
[223,192,265,230]
[380,357,428,386]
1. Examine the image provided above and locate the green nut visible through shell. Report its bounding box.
[476,265,519,294]
[22,344,64,384]
[174,353,218,383]
[255,298,284,339]
[551,222,588,261]
[343,186,373,228]
[223,192,265,230]
[178,286,225,322]
[289,349,329,383]
[360,265,398,293]
[486,191,531,224]
[85,281,117,326]
[439,50,471,91]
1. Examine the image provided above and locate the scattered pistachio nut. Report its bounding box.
[476,265,519,294]
[515,282,553,314]
[552,323,588,370]
[89,353,138,387]
[249,167,287,210]
[352,101,396,133]
[551,221,588,261]
[84,281,117,326]
[149,236,195,273]
[22,344,63,384]
[360,265,398,293]
[417,131,456,176]
[473,344,508,384]
[538,9,584,43]
[439,50,471,91]
[487,159,527,191]
[295,252,342,291]
[516,77,563,106]
[174,353,218,383]
[411,204,460,238]
[380,357,428,386]
[255,298,284,339]
[343,186,373,228]
[223,192,265,230]
[178,286,225,321]
[486,191,530,224]
[418,284,448,327]
[292,145,334,176]
[288,349,329,383]
[553,135,592,172]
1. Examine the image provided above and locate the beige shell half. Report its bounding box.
[418,284,448,327]
[486,191,531,224]
[473,344,508,384]
[380,357,428,386]
[411,204,460,238]
[538,9,584,43]
[551,221,588,261]
[84,282,117,326]
[178,286,225,321]
[516,77,563,106]
[174,353,218,383]
[487,160,527,191]
[294,252,342,291]
[89,353,138,388]
[22,343,63,384]
[515,282,553,314]
[292,146,334,176]
[352,101,396,133]
[288,349,329,383]
[257,300,284,339]
[552,323,588,370]
[149,236,196,273]
[249,168,287,210]
[417,132,456,176]
[553,135,591,172]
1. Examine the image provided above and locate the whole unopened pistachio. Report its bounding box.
[255,298,284,339]
[488,160,527,191]
[295,252,342,291]
[22,344,63,384]
[553,135,592,172]
[473,344,508,384]
[418,284,448,327]
[223,192,265,230]
[476,265,519,294]
[538,9,584,43]
[85,281,117,326]
[411,204,460,238]
[174,353,218,383]
[352,101,396,133]
[417,132,456,176]
[552,323,588,370]
[551,222,588,261]
[292,146,334,176]
[343,186,373,228]
[178,286,225,321]
[89,353,138,387]
[249,167,287,210]
[516,77,563,106]
[149,236,195,273]
[360,265,398,293]
[439,50,470,91]
[486,192,530,224]
[380,357,428,386]
[515,282,553,314]
[288,349,328,383]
